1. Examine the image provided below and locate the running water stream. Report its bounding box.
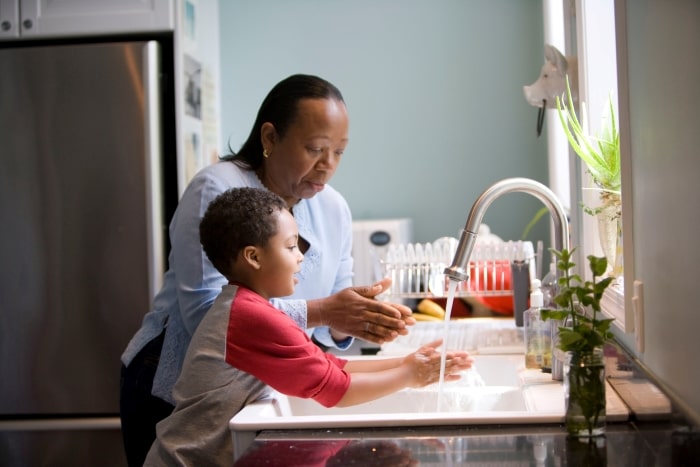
[436,280,460,412]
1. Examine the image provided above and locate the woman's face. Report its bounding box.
[260,98,349,206]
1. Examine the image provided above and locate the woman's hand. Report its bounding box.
[308,278,415,345]
[402,339,473,388]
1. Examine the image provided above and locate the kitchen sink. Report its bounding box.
[280,385,527,417]
[277,354,526,417]
[229,353,629,460]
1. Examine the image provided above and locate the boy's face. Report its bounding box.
[258,209,303,298]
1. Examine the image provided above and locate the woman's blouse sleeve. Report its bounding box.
[170,173,231,334]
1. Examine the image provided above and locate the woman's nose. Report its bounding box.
[317,150,340,171]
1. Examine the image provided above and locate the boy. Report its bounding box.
[144,187,472,465]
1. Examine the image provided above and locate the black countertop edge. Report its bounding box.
[235,421,700,466]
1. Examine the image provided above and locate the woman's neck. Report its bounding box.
[255,168,300,209]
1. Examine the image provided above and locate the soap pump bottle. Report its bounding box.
[524,279,551,371]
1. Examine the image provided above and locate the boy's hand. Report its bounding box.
[403,339,473,388]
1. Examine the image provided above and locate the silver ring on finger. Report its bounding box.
[365,322,370,333]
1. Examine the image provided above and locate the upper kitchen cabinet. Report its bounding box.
[0,0,174,40]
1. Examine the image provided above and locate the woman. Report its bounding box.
[120,74,414,466]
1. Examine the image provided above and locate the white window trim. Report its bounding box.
[601,282,626,332]
[561,1,630,331]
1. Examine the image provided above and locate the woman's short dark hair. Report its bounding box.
[221,74,345,170]
[200,187,287,277]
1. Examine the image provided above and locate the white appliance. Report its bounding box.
[352,218,413,286]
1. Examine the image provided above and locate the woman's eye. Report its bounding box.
[309,147,323,155]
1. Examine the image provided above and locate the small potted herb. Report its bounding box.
[542,248,615,437]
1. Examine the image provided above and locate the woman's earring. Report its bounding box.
[263,149,269,159]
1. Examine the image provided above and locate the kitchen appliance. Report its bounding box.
[0,38,177,466]
[352,218,413,286]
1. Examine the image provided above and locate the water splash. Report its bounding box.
[436,279,459,411]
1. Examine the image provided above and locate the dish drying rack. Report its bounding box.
[379,237,536,300]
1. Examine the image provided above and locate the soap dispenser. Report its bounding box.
[524,279,551,371]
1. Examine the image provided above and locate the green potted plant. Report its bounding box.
[556,77,621,211]
[557,78,622,276]
[541,247,615,438]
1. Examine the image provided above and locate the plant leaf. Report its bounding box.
[559,329,584,348]
[546,248,616,353]
[541,309,570,322]
[589,255,608,277]
[556,77,621,194]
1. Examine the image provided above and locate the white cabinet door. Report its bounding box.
[1,0,174,40]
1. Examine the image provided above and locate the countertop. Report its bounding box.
[234,329,700,465]
[234,421,700,466]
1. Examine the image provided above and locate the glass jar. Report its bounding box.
[564,347,606,437]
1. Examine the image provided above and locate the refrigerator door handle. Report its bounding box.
[0,417,121,431]
[144,41,165,299]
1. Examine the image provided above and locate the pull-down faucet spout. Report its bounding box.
[444,177,570,380]
[444,177,569,282]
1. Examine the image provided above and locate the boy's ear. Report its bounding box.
[242,245,262,270]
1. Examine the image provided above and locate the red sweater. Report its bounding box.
[226,285,350,407]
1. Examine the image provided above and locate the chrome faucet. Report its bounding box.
[444,177,569,380]
[444,177,569,281]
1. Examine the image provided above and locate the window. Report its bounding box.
[550,1,628,330]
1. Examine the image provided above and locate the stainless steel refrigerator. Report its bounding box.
[0,38,177,466]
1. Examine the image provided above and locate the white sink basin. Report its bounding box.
[278,353,527,417]
[229,353,630,460]
[280,385,526,416]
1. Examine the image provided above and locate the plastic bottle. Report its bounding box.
[541,260,558,308]
[540,261,558,376]
[524,279,552,370]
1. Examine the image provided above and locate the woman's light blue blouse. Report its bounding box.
[121,161,354,404]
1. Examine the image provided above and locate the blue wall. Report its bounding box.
[218,0,548,245]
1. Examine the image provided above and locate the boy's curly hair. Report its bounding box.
[200,187,287,277]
